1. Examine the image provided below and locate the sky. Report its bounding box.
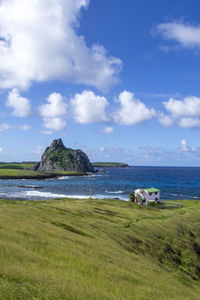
[1,0,200,166]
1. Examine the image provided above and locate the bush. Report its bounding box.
[141,199,146,204]
[129,192,135,202]
[148,201,156,206]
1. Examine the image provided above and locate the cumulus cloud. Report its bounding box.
[6,89,32,117]
[0,0,122,90]
[180,139,197,153]
[156,22,200,49]
[39,92,67,132]
[113,91,156,125]
[181,139,188,152]
[163,96,200,118]
[103,126,114,134]
[71,90,110,124]
[43,117,66,131]
[160,96,200,128]
[178,118,200,128]
[39,93,67,118]
[158,113,174,127]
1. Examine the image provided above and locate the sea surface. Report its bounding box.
[1,166,200,201]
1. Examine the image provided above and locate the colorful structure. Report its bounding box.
[134,188,160,205]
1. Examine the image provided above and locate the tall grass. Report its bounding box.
[0,198,200,299]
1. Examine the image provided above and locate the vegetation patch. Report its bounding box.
[0,198,200,299]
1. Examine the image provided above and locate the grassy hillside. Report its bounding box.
[0,198,200,299]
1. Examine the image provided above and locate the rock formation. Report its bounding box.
[34,139,94,172]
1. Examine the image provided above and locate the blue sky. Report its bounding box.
[1,0,200,166]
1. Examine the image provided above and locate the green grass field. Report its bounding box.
[0,167,85,179]
[0,168,43,177]
[0,162,36,170]
[0,198,200,299]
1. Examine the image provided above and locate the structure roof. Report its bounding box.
[145,188,160,193]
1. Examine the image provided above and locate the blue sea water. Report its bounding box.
[1,166,200,201]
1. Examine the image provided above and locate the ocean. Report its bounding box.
[1,166,200,201]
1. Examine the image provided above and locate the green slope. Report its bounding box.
[0,198,200,299]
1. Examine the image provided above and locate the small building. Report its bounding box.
[134,188,160,205]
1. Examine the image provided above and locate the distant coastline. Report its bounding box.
[92,162,130,168]
[0,161,130,180]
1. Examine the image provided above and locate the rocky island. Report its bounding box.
[35,138,95,173]
[0,139,94,179]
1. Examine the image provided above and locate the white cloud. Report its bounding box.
[113,91,156,125]
[0,0,121,90]
[6,89,32,117]
[181,139,188,151]
[71,90,110,124]
[178,118,200,128]
[43,117,66,131]
[180,139,197,153]
[158,113,173,127]
[0,147,3,153]
[156,22,200,48]
[39,93,67,118]
[103,126,114,134]
[160,96,200,128]
[100,147,105,152]
[163,96,200,118]
[0,122,11,131]
[39,92,67,132]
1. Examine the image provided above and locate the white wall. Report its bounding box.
[135,189,160,205]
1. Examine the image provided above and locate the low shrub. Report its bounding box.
[129,192,135,202]
[148,201,156,206]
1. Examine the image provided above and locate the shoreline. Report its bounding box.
[0,195,128,202]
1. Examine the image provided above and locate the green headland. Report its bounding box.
[0,198,200,299]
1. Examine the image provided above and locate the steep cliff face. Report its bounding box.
[35,139,94,172]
